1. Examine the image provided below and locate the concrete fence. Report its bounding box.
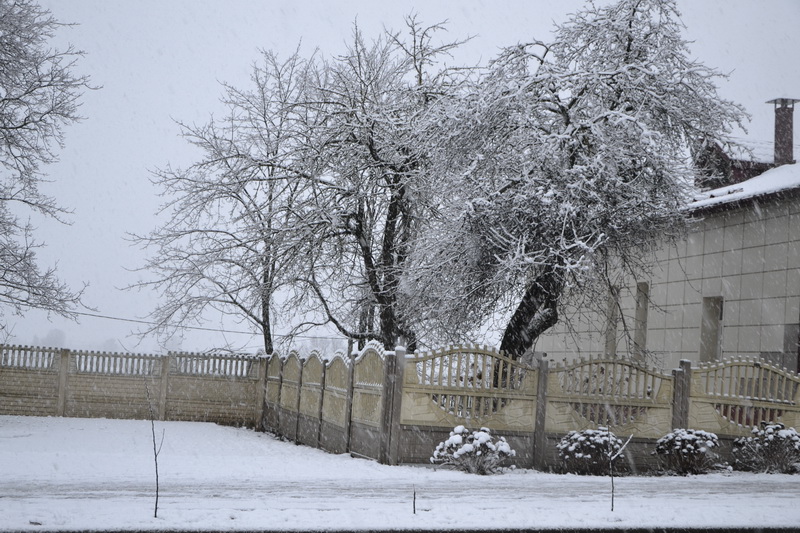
[4,341,800,470]
[263,343,800,470]
[0,344,267,427]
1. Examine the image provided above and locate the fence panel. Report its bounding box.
[0,345,58,370]
[400,345,538,430]
[546,357,674,438]
[172,352,253,377]
[262,354,283,430]
[0,345,61,416]
[296,353,324,447]
[351,345,384,427]
[690,358,800,437]
[321,355,350,428]
[74,351,160,375]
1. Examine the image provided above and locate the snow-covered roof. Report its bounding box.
[690,162,800,210]
[726,136,776,164]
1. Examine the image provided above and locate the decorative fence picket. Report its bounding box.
[690,357,800,435]
[400,345,538,429]
[547,356,674,438]
[0,345,58,370]
[172,352,253,377]
[74,351,159,375]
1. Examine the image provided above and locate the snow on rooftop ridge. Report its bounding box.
[689,162,800,210]
[727,136,778,164]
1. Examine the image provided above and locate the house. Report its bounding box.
[535,98,800,373]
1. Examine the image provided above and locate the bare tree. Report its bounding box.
[0,0,91,325]
[136,17,468,352]
[401,0,746,358]
[131,50,315,353]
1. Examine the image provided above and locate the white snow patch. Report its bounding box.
[0,416,798,531]
[691,162,800,209]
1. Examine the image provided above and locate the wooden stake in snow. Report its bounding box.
[609,431,633,512]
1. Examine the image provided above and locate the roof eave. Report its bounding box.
[687,184,800,217]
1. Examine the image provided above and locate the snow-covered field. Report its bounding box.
[0,415,798,531]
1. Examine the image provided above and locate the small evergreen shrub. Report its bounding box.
[557,427,623,475]
[653,429,719,475]
[430,425,515,475]
[733,423,800,474]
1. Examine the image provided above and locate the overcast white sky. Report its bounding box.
[8,0,800,354]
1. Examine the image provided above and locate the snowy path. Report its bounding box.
[0,416,798,531]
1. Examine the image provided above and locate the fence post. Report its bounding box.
[294,359,304,444]
[158,355,171,421]
[344,352,356,453]
[671,359,692,430]
[388,345,406,465]
[316,362,327,448]
[255,356,268,430]
[56,348,71,417]
[379,348,393,465]
[533,359,549,470]
[269,355,284,437]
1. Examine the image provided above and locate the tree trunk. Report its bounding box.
[499,268,562,360]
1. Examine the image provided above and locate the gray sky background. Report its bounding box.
[9,0,800,354]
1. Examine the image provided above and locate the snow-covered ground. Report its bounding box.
[1,416,798,531]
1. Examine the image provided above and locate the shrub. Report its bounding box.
[653,429,719,475]
[733,423,800,474]
[557,427,623,475]
[430,425,515,475]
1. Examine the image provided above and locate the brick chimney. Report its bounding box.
[767,98,800,165]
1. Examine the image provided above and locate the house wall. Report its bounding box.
[535,193,800,371]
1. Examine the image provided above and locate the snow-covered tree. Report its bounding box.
[401,0,746,358]
[284,18,466,350]
[0,0,90,327]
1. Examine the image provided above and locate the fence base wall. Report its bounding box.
[319,421,348,455]
[297,413,321,448]
[277,407,299,440]
[396,425,451,464]
[349,423,381,460]
[0,368,59,416]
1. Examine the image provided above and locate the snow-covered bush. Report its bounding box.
[733,423,800,474]
[557,427,623,476]
[430,426,516,475]
[653,429,719,475]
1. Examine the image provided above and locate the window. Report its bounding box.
[633,282,650,361]
[604,287,620,357]
[700,296,724,362]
